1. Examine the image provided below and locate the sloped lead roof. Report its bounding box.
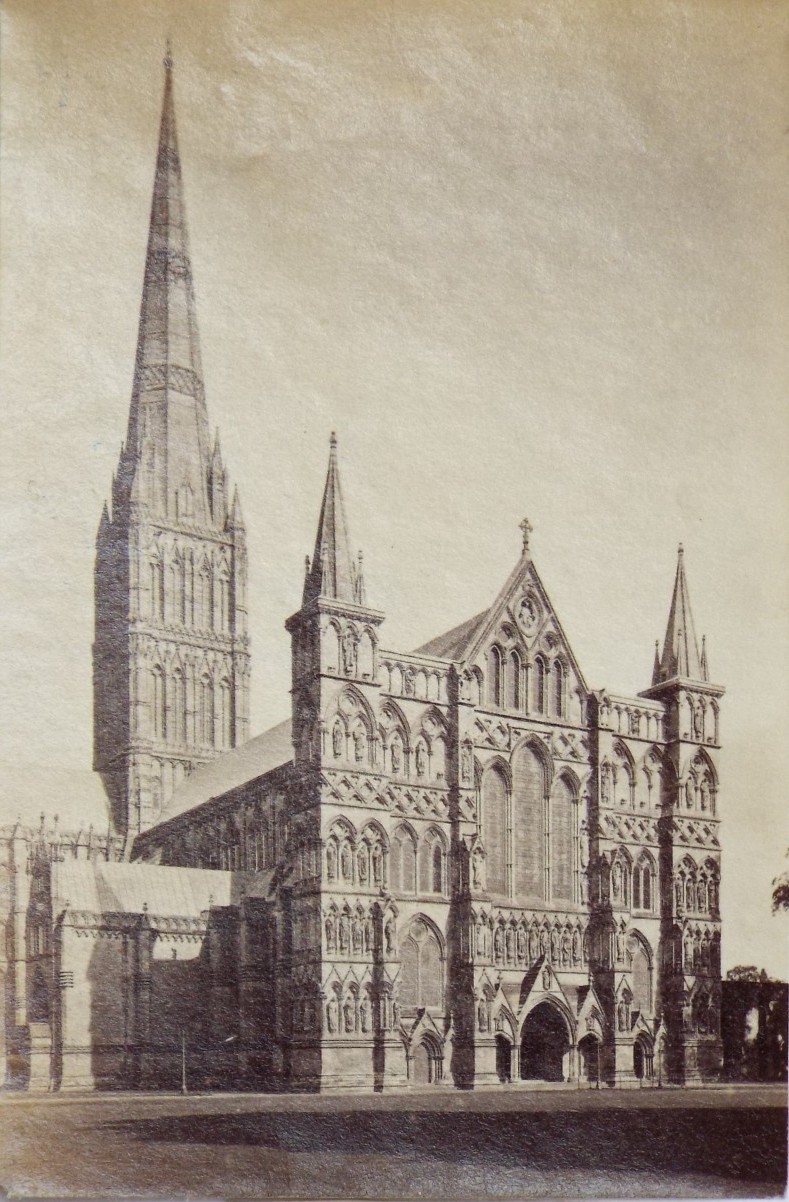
[414,610,489,660]
[157,717,293,824]
[51,859,276,917]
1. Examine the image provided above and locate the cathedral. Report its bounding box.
[0,59,724,1093]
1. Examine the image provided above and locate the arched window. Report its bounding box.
[432,844,444,894]
[533,657,546,714]
[507,651,521,711]
[171,669,186,744]
[200,676,214,747]
[358,630,374,679]
[512,744,545,900]
[642,865,652,911]
[551,775,575,903]
[391,827,417,894]
[151,667,166,739]
[183,550,194,625]
[552,661,565,718]
[488,646,503,708]
[218,574,231,633]
[398,919,443,1012]
[198,564,212,630]
[150,559,164,621]
[482,766,508,896]
[219,679,232,748]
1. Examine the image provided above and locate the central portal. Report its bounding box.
[520,1002,570,1081]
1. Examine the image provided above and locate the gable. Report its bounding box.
[452,556,588,723]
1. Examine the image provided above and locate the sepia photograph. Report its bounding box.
[0,0,787,1197]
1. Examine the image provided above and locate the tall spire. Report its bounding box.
[656,544,703,682]
[116,46,212,523]
[304,434,359,604]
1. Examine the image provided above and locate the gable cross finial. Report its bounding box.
[520,516,533,554]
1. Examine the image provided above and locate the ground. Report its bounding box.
[0,1084,785,1199]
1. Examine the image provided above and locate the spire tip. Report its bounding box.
[164,37,173,72]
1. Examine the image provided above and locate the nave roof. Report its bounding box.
[157,717,293,825]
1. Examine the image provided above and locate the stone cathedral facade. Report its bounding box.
[1,61,724,1092]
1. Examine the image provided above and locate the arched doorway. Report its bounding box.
[578,1033,600,1083]
[410,1036,443,1085]
[412,1042,431,1085]
[520,1003,570,1081]
[495,1034,512,1083]
[633,1035,653,1080]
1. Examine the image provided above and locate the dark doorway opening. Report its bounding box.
[495,1034,512,1083]
[578,1033,600,1083]
[634,1036,653,1080]
[520,1003,569,1081]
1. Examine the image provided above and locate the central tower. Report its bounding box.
[93,53,250,837]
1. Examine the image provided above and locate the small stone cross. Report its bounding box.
[520,516,533,553]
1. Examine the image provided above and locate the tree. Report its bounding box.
[772,848,789,913]
[726,966,770,983]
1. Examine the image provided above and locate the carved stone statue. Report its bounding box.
[415,743,427,777]
[332,723,343,758]
[505,926,515,962]
[352,915,363,952]
[516,926,527,963]
[384,918,395,955]
[494,925,504,962]
[478,999,488,1032]
[353,727,366,763]
[326,842,337,881]
[326,997,338,1033]
[461,743,473,783]
[471,849,483,889]
[339,912,350,951]
[390,739,402,773]
[343,998,354,1033]
[371,843,383,884]
[325,914,335,951]
[341,842,353,880]
[341,628,358,676]
[357,844,369,883]
[359,998,369,1033]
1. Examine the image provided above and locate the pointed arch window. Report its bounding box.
[507,650,521,711]
[200,676,215,747]
[432,844,444,894]
[151,666,166,740]
[172,668,186,745]
[552,660,565,718]
[488,646,503,708]
[150,559,164,622]
[218,572,231,633]
[533,657,546,714]
[219,679,232,749]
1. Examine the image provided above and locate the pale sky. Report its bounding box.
[1,0,787,977]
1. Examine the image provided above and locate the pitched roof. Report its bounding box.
[157,718,293,824]
[414,610,489,660]
[51,859,276,918]
[0,764,111,832]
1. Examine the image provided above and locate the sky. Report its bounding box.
[1,0,787,977]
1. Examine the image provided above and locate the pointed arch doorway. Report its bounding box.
[519,1002,571,1081]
